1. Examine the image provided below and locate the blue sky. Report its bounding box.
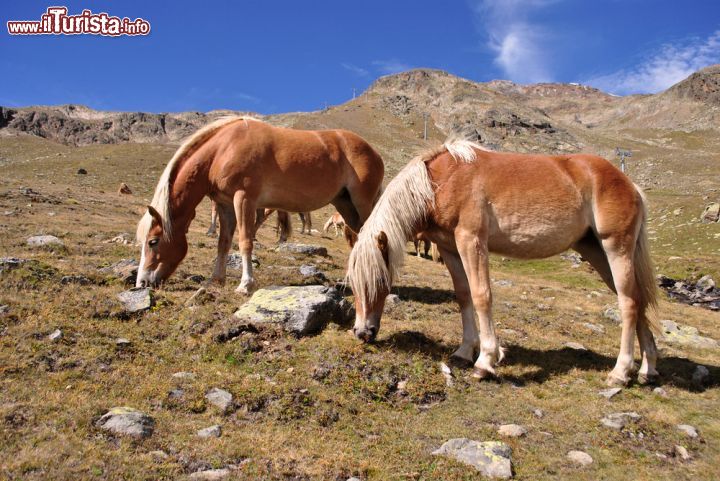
[2,0,719,113]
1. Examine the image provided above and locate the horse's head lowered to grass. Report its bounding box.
[136,205,188,288]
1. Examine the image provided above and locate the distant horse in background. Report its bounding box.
[136,116,384,293]
[412,232,442,262]
[323,211,345,237]
[347,138,658,386]
[207,201,312,241]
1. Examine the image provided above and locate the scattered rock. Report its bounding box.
[117,287,154,313]
[0,257,26,272]
[696,275,715,292]
[677,424,698,438]
[206,388,233,414]
[564,342,586,351]
[603,307,621,323]
[384,294,401,311]
[95,407,154,438]
[27,235,64,247]
[533,409,544,418]
[275,243,328,257]
[167,388,185,400]
[197,424,222,438]
[674,445,692,461]
[226,253,260,269]
[493,279,514,287]
[567,450,593,467]
[48,329,63,342]
[498,424,527,438]
[653,387,668,397]
[118,183,132,195]
[186,274,205,283]
[582,322,605,334]
[692,365,710,385]
[149,450,169,461]
[658,275,720,311]
[189,469,231,480]
[601,412,641,430]
[598,387,622,399]
[99,259,138,285]
[172,371,195,380]
[115,338,131,348]
[700,202,719,223]
[185,287,215,307]
[77,168,87,175]
[60,275,91,285]
[212,320,259,343]
[299,264,327,281]
[661,320,719,350]
[311,364,332,381]
[433,438,512,479]
[233,285,354,336]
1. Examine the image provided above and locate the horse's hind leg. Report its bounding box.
[439,246,480,366]
[233,191,258,294]
[456,231,502,379]
[206,200,218,237]
[210,203,236,284]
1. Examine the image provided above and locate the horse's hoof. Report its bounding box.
[471,367,498,381]
[606,373,630,387]
[637,372,659,385]
[235,282,256,295]
[449,353,475,369]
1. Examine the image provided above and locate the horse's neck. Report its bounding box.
[169,155,211,234]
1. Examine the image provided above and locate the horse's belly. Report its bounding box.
[488,210,589,258]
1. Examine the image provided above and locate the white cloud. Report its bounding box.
[585,30,720,95]
[372,59,412,75]
[341,62,369,77]
[234,92,261,104]
[473,0,559,83]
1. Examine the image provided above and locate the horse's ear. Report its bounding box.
[147,205,162,228]
[376,231,389,266]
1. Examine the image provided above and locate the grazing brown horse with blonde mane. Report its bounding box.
[136,116,384,293]
[348,139,659,386]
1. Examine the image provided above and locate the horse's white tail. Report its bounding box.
[633,187,660,334]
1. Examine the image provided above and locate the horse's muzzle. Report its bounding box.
[353,326,377,343]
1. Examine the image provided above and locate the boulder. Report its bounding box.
[660,320,719,350]
[117,287,154,313]
[27,235,64,247]
[433,438,512,478]
[233,285,354,336]
[95,407,154,438]
[700,202,719,223]
[275,243,328,257]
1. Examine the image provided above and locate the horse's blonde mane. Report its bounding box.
[347,137,482,302]
[136,115,260,242]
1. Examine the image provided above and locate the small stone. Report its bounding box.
[118,183,132,195]
[115,338,131,348]
[189,469,231,480]
[396,380,408,393]
[197,424,222,438]
[167,388,185,400]
[60,275,91,285]
[564,342,586,351]
[185,287,215,307]
[172,371,195,380]
[186,274,205,283]
[117,287,154,313]
[653,387,668,397]
[385,294,401,307]
[48,329,63,341]
[95,407,154,438]
[27,235,64,247]
[0,257,25,272]
[206,388,233,413]
[149,450,169,460]
[498,424,527,437]
[598,387,622,399]
[696,275,715,292]
[77,168,87,175]
[494,279,513,287]
[603,307,621,323]
[700,202,720,223]
[677,424,698,438]
[692,365,710,385]
[275,243,328,256]
[311,364,331,381]
[567,450,593,467]
[674,445,692,461]
[433,438,512,478]
[583,322,605,334]
[299,264,326,280]
[536,303,551,311]
[601,412,641,430]
[346,478,362,481]
[533,409,544,418]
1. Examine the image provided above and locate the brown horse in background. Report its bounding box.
[348,139,658,386]
[136,116,384,293]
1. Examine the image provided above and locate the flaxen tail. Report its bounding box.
[634,187,660,334]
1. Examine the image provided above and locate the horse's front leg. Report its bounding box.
[210,203,236,285]
[233,191,258,294]
[456,231,502,379]
[439,246,479,365]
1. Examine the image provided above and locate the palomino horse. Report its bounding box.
[323,211,346,237]
[347,139,658,386]
[136,116,384,293]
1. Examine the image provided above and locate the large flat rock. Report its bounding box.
[661,320,719,349]
[433,438,513,478]
[233,285,353,335]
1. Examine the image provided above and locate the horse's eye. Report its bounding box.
[148,238,159,247]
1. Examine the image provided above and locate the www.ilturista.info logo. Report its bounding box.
[7,7,151,36]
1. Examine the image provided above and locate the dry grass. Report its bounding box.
[1,135,719,480]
